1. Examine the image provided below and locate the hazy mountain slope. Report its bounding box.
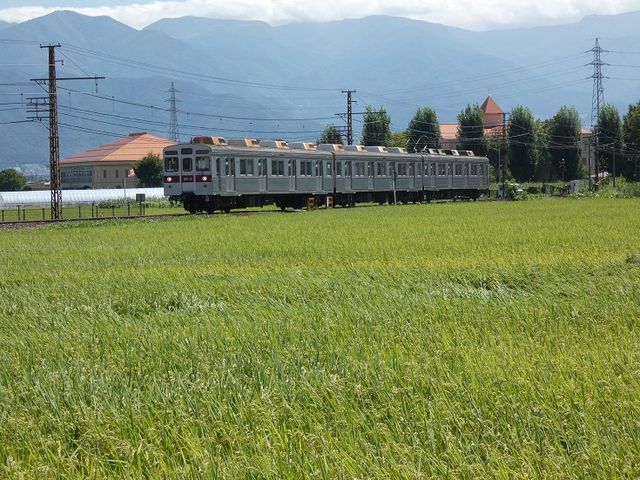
[1,10,639,170]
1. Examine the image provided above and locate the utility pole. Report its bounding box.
[588,38,608,190]
[168,82,180,142]
[30,44,105,220]
[612,145,616,188]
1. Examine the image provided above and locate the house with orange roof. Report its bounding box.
[439,96,505,150]
[60,132,175,189]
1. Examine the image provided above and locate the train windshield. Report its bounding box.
[164,157,179,172]
[196,156,211,172]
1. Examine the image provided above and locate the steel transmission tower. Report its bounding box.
[168,82,180,142]
[588,38,608,186]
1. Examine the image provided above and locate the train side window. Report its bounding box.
[336,162,342,177]
[288,160,296,176]
[315,161,322,177]
[239,158,255,176]
[471,164,478,176]
[455,164,462,176]
[376,162,386,176]
[271,159,284,176]
[300,160,312,176]
[464,163,469,175]
[196,156,211,172]
[438,163,446,176]
[447,164,452,176]
[165,157,179,172]
[430,163,436,176]
[397,163,408,176]
[183,157,193,172]
[325,161,332,176]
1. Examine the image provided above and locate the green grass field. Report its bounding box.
[1,199,639,478]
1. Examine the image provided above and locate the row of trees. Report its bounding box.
[318,101,640,183]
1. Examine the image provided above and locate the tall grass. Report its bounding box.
[1,199,639,478]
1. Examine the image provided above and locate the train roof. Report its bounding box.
[164,138,488,161]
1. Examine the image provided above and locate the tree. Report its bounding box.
[534,120,553,182]
[548,106,582,181]
[389,131,408,148]
[0,168,26,191]
[317,124,343,145]
[361,105,391,146]
[486,134,509,182]
[135,153,163,187]
[457,104,486,156]
[622,101,640,180]
[597,104,623,175]
[406,107,441,152]
[508,105,537,182]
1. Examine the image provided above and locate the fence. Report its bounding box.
[0,202,147,223]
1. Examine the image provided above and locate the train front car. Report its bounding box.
[163,140,216,213]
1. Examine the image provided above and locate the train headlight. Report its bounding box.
[166,177,172,183]
[202,176,208,181]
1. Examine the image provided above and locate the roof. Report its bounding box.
[61,132,175,165]
[440,123,459,140]
[481,96,504,116]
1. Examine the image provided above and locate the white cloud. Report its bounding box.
[0,0,638,30]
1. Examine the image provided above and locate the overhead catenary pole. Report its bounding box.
[31,44,105,220]
[336,90,360,145]
[44,44,62,220]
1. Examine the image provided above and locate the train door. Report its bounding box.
[409,162,415,189]
[258,158,267,192]
[315,160,323,191]
[215,157,222,192]
[288,159,297,191]
[181,156,195,192]
[224,157,236,193]
[345,161,352,190]
[368,161,374,189]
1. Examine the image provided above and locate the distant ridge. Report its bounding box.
[1,10,639,169]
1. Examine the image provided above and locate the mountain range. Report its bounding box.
[0,10,639,171]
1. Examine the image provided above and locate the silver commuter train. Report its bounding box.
[162,136,490,213]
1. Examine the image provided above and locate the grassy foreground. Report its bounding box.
[1,199,639,478]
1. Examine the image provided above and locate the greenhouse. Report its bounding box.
[0,188,165,208]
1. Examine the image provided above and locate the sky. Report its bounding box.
[0,0,639,30]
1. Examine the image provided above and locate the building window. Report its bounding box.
[103,169,107,179]
[115,169,119,178]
